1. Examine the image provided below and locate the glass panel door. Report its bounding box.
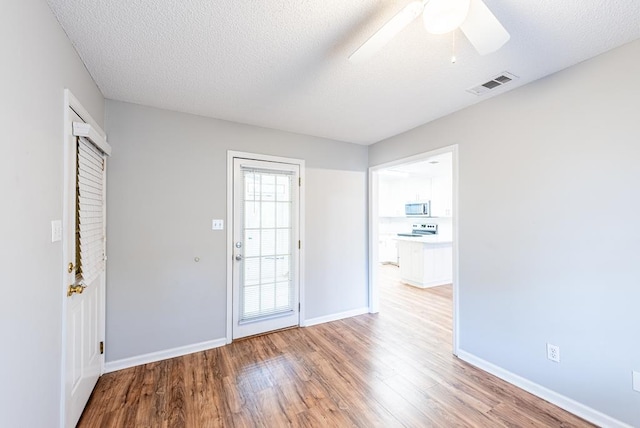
[232,158,300,339]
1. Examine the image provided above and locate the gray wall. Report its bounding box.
[0,0,104,426]
[369,40,640,426]
[104,100,368,361]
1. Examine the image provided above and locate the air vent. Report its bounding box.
[494,75,512,84]
[482,80,501,89]
[467,72,519,96]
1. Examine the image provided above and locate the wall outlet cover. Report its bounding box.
[212,219,224,230]
[546,343,560,363]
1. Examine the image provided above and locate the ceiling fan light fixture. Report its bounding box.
[348,0,509,62]
[423,0,471,35]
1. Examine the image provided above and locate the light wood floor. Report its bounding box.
[79,266,593,427]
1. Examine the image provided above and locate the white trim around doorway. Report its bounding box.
[225,151,306,343]
[368,144,460,355]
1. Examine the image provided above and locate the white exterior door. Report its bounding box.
[63,108,107,428]
[232,158,300,339]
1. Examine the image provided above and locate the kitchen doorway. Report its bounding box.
[368,145,459,354]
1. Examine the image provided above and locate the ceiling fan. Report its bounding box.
[348,0,510,63]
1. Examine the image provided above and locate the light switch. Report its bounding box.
[51,220,62,242]
[633,371,640,392]
[212,219,224,230]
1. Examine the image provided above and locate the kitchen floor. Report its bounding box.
[378,263,453,352]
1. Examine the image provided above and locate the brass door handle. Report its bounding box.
[67,284,86,297]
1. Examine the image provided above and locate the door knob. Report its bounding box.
[235,254,243,261]
[67,284,86,297]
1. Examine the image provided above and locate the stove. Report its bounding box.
[397,223,438,237]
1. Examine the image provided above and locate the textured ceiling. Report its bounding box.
[47,0,639,144]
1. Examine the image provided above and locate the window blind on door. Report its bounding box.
[77,137,106,285]
[240,168,295,321]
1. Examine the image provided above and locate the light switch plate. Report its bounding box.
[633,371,640,392]
[212,219,224,230]
[51,220,62,242]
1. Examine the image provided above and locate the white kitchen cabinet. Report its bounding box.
[406,175,432,203]
[430,174,452,217]
[378,177,406,217]
[379,235,399,265]
[397,238,452,288]
[379,175,433,217]
[422,243,452,286]
[399,241,423,284]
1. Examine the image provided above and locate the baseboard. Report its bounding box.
[457,350,632,428]
[104,307,370,373]
[303,306,370,327]
[104,338,227,373]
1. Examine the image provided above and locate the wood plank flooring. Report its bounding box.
[78,266,594,427]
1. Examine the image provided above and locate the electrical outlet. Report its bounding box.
[546,343,560,363]
[633,371,640,392]
[212,219,224,230]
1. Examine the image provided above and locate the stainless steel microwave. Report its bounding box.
[405,201,431,217]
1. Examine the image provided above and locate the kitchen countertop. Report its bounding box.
[394,235,453,244]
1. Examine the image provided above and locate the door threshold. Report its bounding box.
[233,325,299,342]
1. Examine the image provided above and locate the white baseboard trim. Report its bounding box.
[302,306,370,327]
[457,350,632,428]
[104,338,227,374]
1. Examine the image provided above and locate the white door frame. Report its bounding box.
[368,144,460,355]
[226,151,306,343]
[60,89,108,428]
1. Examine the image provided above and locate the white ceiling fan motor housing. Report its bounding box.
[423,0,471,34]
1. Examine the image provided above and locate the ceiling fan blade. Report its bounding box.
[349,1,425,63]
[459,0,510,55]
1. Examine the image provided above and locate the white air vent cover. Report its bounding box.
[467,72,519,96]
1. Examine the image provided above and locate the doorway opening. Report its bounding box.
[369,145,459,354]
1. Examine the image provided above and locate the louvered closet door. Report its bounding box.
[77,138,106,284]
[64,123,107,428]
[232,158,300,339]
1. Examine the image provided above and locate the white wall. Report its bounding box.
[369,40,640,426]
[104,100,368,362]
[0,0,104,426]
